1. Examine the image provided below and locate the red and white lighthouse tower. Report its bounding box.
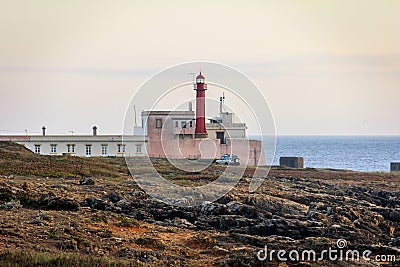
[194,72,208,138]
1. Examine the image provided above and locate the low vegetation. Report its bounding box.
[0,251,136,267]
[0,141,126,179]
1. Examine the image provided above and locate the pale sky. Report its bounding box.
[0,1,399,135]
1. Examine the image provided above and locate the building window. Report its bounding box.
[50,144,57,153]
[156,119,162,128]
[136,145,142,153]
[34,145,41,154]
[67,144,75,153]
[86,145,92,156]
[189,120,193,128]
[181,121,186,128]
[117,144,126,153]
[175,121,178,128]
[101,145,108,155]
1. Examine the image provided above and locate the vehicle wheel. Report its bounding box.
[225,162,228,165]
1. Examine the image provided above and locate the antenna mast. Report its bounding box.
[134,105,137,127]
[189,72,195,84]
[219,92,225,113]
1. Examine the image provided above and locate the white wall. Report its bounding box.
[12,135,147,157]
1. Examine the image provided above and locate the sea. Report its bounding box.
[261,136,400,172]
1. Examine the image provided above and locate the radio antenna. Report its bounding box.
[189,72,195,84]
[219,92,225,113]
[134,105,137,127]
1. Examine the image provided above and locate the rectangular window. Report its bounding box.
[101,145,108,155]
[67,144,75,153]
[86,145,92,156]
[156,119,162,128]
[50,144,57,153]
[181,121,186,128]
[117,144,126,153]
[189,120,193,128]
[136,145,142,153]
[175,121,178,128]
[34,145,41,154]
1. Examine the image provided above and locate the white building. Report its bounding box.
[0,127,147,157]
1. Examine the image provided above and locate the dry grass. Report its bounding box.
[0,251,138,267]
[0,141,128,179]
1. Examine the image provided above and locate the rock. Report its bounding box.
[117,248,160,263]
[29,211,53,226]
[115,199,131,211]
[171,217,196,229]
[41,197,79,211]
[107,192,121,203]
[22,182,30,191]
[388,237,400,246]
[226,201,259,219]
[200,202,230,215]
[79,177,95,185]
[214,215,255,231]
[245,194,308,218]
[246,222,272,236]
[162,196,195,206]
[0,184,13,202]
[58,239,78,251]
[212,246,229,255]
[33,211,53,221]
[0,200,22,210]
[389,210,400,222]
[307,220,324,227]
[82,197,111,211]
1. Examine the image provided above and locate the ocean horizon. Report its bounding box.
[256,135,400,172]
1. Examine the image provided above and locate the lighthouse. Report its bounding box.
[194,72,208,138]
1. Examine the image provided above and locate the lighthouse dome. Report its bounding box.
[196,72,205,83]
[196,73,205,79]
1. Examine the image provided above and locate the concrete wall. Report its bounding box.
[280,157,304,168]
[223,138,266,166]
[146,111,196,158]
[206,125,247,140]
[0,135,147,157]
[391,162,400,172]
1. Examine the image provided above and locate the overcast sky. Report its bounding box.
[0,1,399,135]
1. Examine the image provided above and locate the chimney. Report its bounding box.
[92,126,97,136]
[42,126,46,136]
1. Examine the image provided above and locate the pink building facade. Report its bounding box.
[142,110,265,166]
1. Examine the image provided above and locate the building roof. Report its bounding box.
[141,110,194,116]
[0,135,147,142]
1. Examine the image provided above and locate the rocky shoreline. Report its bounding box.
[0,142,399,266]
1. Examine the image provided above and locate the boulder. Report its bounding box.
[107,192,121,203]
[389,210,400,222]
[41,197,79,211]
[79,177,95,185]
[0,200,22,210]
[82,197,111,211]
